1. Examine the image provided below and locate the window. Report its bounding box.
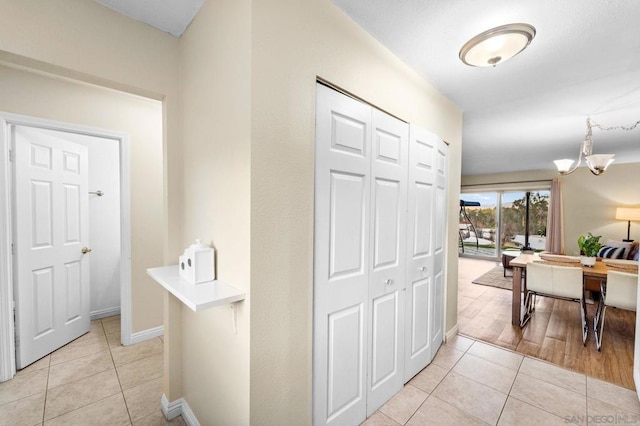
[460,188,550,259]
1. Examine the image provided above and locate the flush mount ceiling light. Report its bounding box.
[554,117,640,176]
[459,23,536,67]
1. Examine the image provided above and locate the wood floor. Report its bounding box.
[457,257,636,391]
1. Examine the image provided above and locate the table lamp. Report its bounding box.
[615,207,640,242]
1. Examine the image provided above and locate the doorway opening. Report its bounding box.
[0,113,131,379]
[0,58,166,384]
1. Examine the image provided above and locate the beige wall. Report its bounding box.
[175,0,251,423]
[170,0,463,423]
[461,163,640,253]
[0,65,163,320]
[0,0,180,332]
[249,0,462,423]
[1,1,465,423]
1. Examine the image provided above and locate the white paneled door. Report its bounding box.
[431,139,448,359]
[314,85,372,426]
[404,125,437,382]
[366,109,407,415]
[13,125,90,369]
[314,84,447,425]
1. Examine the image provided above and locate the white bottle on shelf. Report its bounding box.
[179,239,215,284]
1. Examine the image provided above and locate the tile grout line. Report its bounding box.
[41,320,120,424]
[503,355,585,422]
[493,351,526,425]
[398,338,475,426]
[41,356,51,425]
[405,341,498,426]
[103,318,134,425]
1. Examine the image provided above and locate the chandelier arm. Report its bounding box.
[555,117,638,176]
[560,147,584,175]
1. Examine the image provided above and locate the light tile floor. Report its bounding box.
[0,316,184,426]
[363,335,640,426]
[4,317,638,425]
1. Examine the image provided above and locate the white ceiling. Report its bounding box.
[333,0,640,175]
[93,0,205,37]
[94,0,640,176]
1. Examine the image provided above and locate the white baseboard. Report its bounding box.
[90,307,121,321]
[445,324,459,342]
[180,401,200,426]
[162,394,200,426]
[129,325,164,345]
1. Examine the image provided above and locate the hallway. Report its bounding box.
[0,316,183,425]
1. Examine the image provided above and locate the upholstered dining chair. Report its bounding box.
[594,270,638,351]
[524,262,588,344]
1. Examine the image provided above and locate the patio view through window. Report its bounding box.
[459,189,550,259]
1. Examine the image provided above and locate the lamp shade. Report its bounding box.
[459,23,536,67]
[553,159,574,173]
[616,207,640,221]
[585,154,614,174]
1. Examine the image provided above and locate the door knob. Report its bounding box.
[385,279,393,286]
[81,247,92,254]
[420,266,427,272]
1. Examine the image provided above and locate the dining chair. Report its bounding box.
[524,262,588,344]
[593,270,638,351]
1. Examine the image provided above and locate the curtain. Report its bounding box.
[545,178,564,254]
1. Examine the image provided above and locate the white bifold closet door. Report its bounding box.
[431,139,448,359]
[403,126,448,380]
[314,84,407,425]
[367,109,408,415]
[403,125,437,381]
[314,84,447,426]
[314,85,371,426]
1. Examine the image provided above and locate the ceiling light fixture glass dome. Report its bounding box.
[459,23,536,67]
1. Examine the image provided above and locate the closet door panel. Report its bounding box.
[370,292,400,389]
[326,303,365,421]
[404,125,437,381]
[409,277,430,361]
[367,109,408,415]
[373,178,401,268]
[431,139,449,358]
[315,84,371,426]
[413,182,433,256]
[329,172,367,278]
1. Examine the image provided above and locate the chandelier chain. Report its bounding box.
[590,119,640,133]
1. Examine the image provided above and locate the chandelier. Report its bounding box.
[554,118,640,176]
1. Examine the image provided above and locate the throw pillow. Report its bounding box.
[603,240,633,259]
[598,244,628,259]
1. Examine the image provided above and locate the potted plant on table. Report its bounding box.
[578,233,602,267]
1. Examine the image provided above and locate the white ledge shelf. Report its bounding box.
[147,265,245,312]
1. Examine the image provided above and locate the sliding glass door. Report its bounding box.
[459,193,498,257]
[501,191,549,251]
[460,189,550,259]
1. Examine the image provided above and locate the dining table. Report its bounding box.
[509,253,613,327]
